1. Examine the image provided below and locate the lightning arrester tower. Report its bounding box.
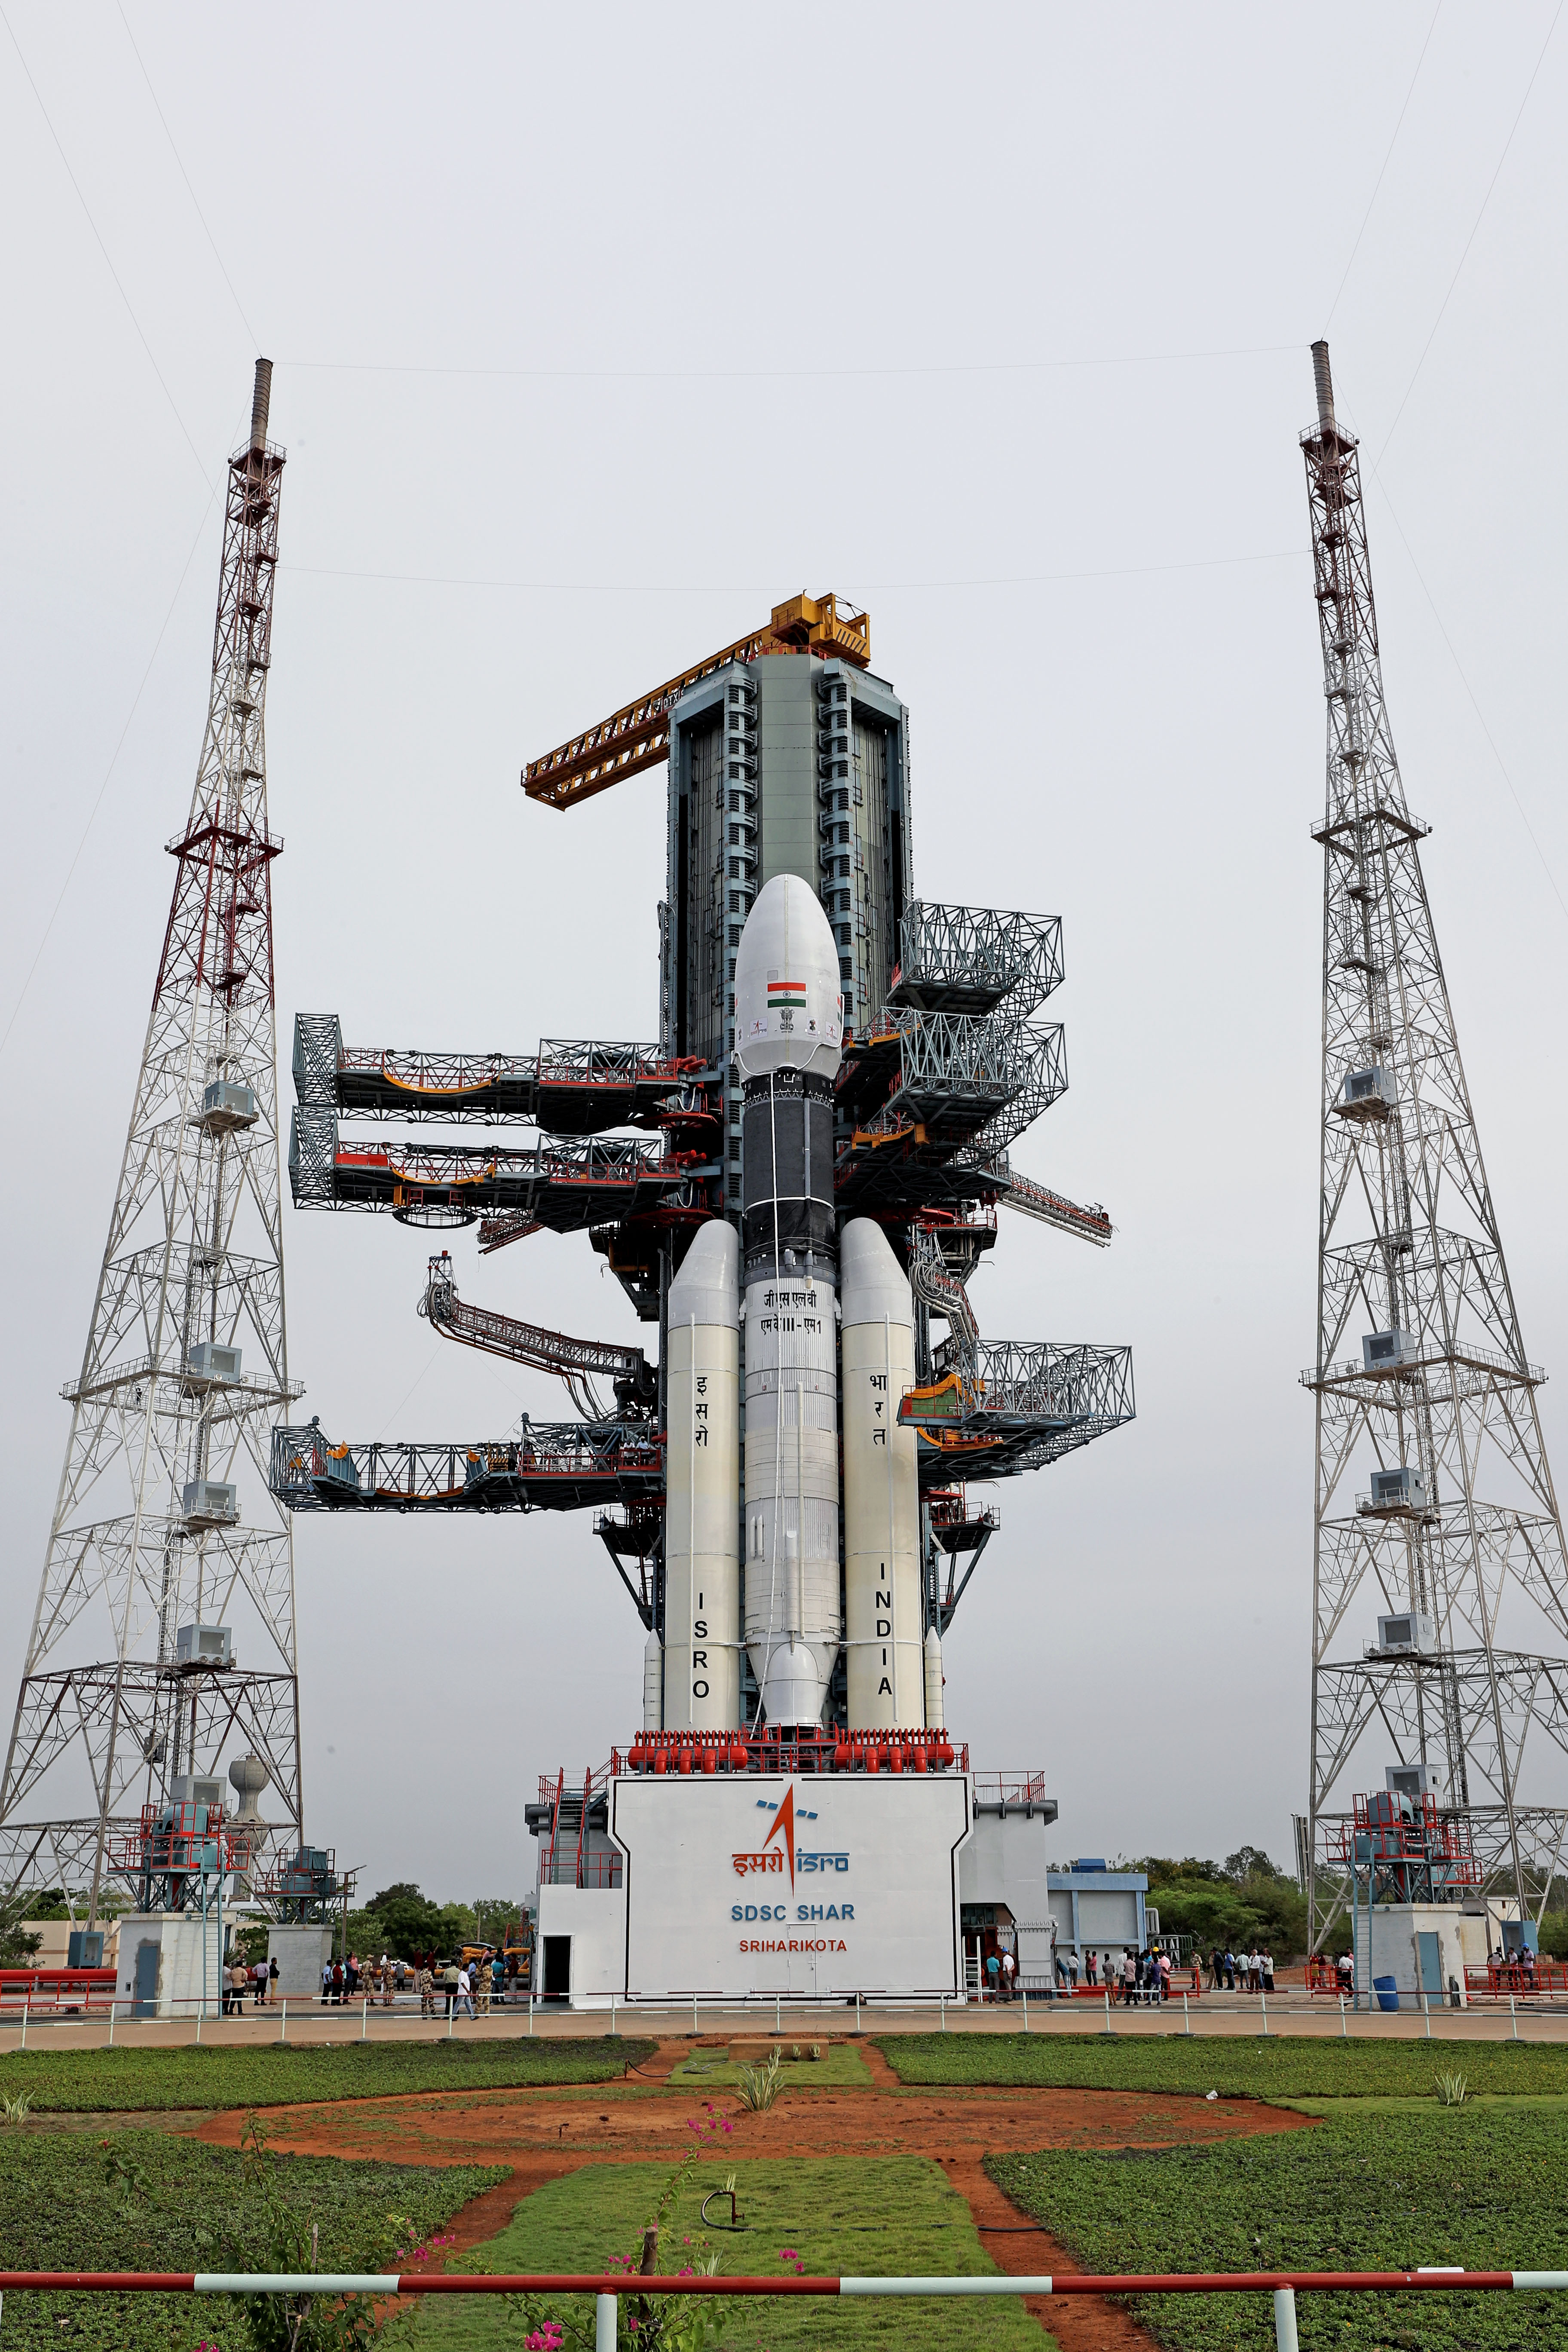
[1300,340,1568,1941]
[0,361,304,1925]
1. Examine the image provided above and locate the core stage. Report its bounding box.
[527,1767,1052,2008]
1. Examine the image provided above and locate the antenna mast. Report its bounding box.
[1300,340,1568,1944]
[0,361,304,1922]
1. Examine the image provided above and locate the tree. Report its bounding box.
[472,1896,524,1947]
[356,1885,478,1962]
[1139,1848,1308,1958]
[0,1888,43,1966]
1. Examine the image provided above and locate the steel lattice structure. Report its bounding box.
[0,363,304,1918]
[1299,343,1568,1936]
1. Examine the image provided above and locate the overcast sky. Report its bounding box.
[3,3,1567,1905]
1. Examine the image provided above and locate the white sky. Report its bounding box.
[3,3,1566,1903]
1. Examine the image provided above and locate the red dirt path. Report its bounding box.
[199,2039,1311,2350]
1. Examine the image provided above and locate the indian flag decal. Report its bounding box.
[768,977,808,1007]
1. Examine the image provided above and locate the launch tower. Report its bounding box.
[276,598,1132,1741]
[1299,343,1568,1944]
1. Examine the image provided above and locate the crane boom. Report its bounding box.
[522,592,870,812]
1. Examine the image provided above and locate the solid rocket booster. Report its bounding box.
[662,1218,741,1729]
[733,873,844,1727]
[840,1217,924,1727]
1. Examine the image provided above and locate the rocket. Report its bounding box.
[652,870,931,1738]
[733,874,845,1728]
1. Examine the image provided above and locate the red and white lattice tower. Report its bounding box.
[0,362,303,1922]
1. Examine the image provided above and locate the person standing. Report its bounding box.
[1121,1947,1136,2007]
[1158,1949,1172,2003]
[442,1958,460,2018]
[457,1962,476,2020]
[418,1961,435,2019]
[984,1948,1001,2003]
[1000,1946,1017,2002]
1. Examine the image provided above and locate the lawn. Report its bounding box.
[876,2028,1568,2098]
[385,2156,1044,2352]
[0,2126,503,2352]
[992,2105,1568,2349]
[0,2033,655,2112]
[667,2042,873,2090]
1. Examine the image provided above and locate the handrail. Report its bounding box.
[1,2264,1563,2298]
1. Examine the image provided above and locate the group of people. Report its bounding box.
[1207,1947,1277,1994]
[1048,1945,1174,2002]
[319,1954,407,2006]
[205,1946,527,2014]
[221,1954,280,2012]
[982,1945,1019,1999]
[315,1951,516,2009]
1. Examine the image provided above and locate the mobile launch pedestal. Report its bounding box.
[532,1766,974,2009]
[274,597,1134,2001]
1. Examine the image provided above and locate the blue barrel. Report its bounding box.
[1373,1974,1400,2012]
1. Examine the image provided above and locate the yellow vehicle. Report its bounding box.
[462,1924,533,1991]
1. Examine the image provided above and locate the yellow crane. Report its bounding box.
[522,592,870,812]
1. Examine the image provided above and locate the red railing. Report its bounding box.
[1328,1792,1482,1885]
[971,1771,1049,1807]
[619,1727,966,1776]
[1466,1959,1568,1997]
[107,1805,252,1881]
[2,2266,1564,2315]
[0,1967,116,2012]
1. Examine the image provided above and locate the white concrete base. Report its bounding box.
[267,1924,335,1999]
[538,1772,971,2008]
[536,1884,627,2008]
[1351,1903,1483,2006]
[116,1912,225,2016]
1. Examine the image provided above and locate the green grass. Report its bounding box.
[876,2028,1568,2098]
[0,2033,655,2112]
[667,2043,873,2091]
[0,2126,502,2351]
[386,2157,1045,2352]
[992,2107,1568,2349]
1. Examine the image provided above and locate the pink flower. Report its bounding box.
[779,2249,798,2261]
[721,2120,733,2134]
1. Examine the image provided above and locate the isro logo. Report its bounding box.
[729,1785,848,1888]
[730,1785,853,1944]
